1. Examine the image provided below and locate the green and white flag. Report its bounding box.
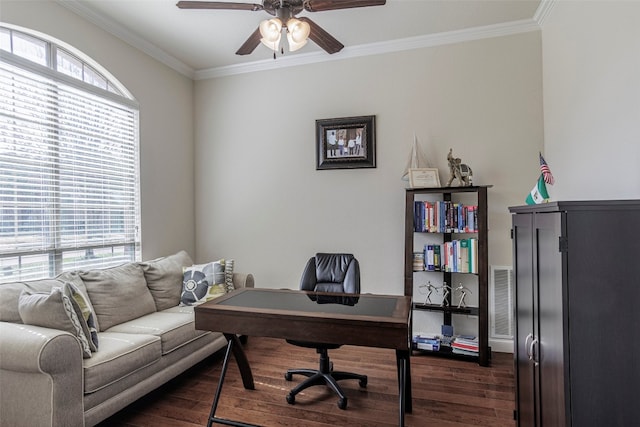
[525,174,549,205]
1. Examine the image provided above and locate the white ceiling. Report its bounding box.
[57,0,544,78]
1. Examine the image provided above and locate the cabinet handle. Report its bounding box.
[524,333,533,359]
[529,337,539,367]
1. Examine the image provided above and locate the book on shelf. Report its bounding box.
[451,336,479,353]
[413,201,479,233]
[412,334,440,352]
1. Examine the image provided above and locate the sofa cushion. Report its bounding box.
[140,250,193,311]
[180,261,226,306]
[83,332,161,394]
[18,283,94,358]
[106,311,208,355]
[80,263,156,331]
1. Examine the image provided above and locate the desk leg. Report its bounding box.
[396,349,412,427]
[206,335,257,427]
[224,334,255,390]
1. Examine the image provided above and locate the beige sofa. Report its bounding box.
[0,251,254,427]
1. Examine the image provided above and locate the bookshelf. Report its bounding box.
[404,185,491,366]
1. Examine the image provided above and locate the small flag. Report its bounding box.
[525,175,549,205]
[539,152,555,185]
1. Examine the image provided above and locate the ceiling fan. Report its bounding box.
[176,0,386,57]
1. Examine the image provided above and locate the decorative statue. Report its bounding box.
[454,283,472,308]
[446,148,473,187]
[439,283,451,307]
[419,281,438,304]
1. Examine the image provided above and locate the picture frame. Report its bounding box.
[408,168,441,188]
[316,115,376,170]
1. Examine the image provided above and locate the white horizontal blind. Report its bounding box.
[0,59,140,282]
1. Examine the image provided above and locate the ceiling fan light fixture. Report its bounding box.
[286,18,310,51]
[259,18,282,51]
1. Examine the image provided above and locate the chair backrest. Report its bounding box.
[299,253,360,294]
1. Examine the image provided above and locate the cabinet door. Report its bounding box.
[534,212,566,427]
[513,213,536,427]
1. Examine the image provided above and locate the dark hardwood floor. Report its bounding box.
[97,336,515,427]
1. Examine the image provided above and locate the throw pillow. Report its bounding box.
[65,282,99,352]
[180,261,225,306]
[140,250,194,311]
[18,283,94,358]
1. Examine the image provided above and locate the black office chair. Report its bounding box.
[284,253,368,410]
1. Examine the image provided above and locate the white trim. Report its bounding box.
[55,0,196,79]
[534,0,557,27]
[55,0,540,80]
[196,19,540,79]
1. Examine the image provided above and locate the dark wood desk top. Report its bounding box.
[195,288,412,351]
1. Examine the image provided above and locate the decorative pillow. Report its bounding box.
[140,250,194,311]
[65,282,99,352]
[57,270,100,331]
[223,259,235,293]
[18,283,95,358]
[180,261,226,306]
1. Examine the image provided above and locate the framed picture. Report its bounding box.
[408,168,441,188]
[316,115,376,170]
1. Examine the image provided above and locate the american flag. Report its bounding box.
[539,153,555,185]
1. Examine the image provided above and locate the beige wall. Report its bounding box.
[194,31,544,296]
[1,1,196,260]
[541,0,640,199]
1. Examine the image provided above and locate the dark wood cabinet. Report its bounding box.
[404,186,491,366]
[510,200,640,427]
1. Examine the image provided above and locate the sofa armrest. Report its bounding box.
[0,322,84,427]
[232,272,254,289]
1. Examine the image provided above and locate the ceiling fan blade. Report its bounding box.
[299,17,344,54]
[236,27,262,55]
[176,1,263,11]
[304,0,386,12]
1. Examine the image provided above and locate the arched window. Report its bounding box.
[0,24,140,282]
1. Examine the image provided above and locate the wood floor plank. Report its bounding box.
[97,336,515,427]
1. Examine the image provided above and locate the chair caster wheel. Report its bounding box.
[338,397,348,410]
[359,378,368,388]
[284,372,292,381]
[286,393,295,405]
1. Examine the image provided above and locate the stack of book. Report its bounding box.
[412,334,440,352]
[412,252,425,271]
[451,336,479,356]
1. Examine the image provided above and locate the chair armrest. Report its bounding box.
[0,322,84,426]
[232,272,254,289]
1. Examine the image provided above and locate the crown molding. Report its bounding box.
[534,0,556,27]
[196,18,541,80]
[56,0,540,81]
[55,0,195,79]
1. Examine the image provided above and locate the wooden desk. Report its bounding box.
[195,288,412,427]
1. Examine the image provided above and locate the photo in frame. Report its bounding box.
[316,115,376,170]
[408,168,441,188]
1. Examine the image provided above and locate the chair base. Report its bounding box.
[284,349,367,410]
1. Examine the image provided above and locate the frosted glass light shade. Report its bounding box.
[286,18,310,52]
[259,18,282,51]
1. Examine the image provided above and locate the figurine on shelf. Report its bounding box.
[446,148,473,187]
[454,283,473,308]
[419,281,438,304]
[439,282,451,307]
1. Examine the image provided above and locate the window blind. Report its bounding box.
[0,59,140,282]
